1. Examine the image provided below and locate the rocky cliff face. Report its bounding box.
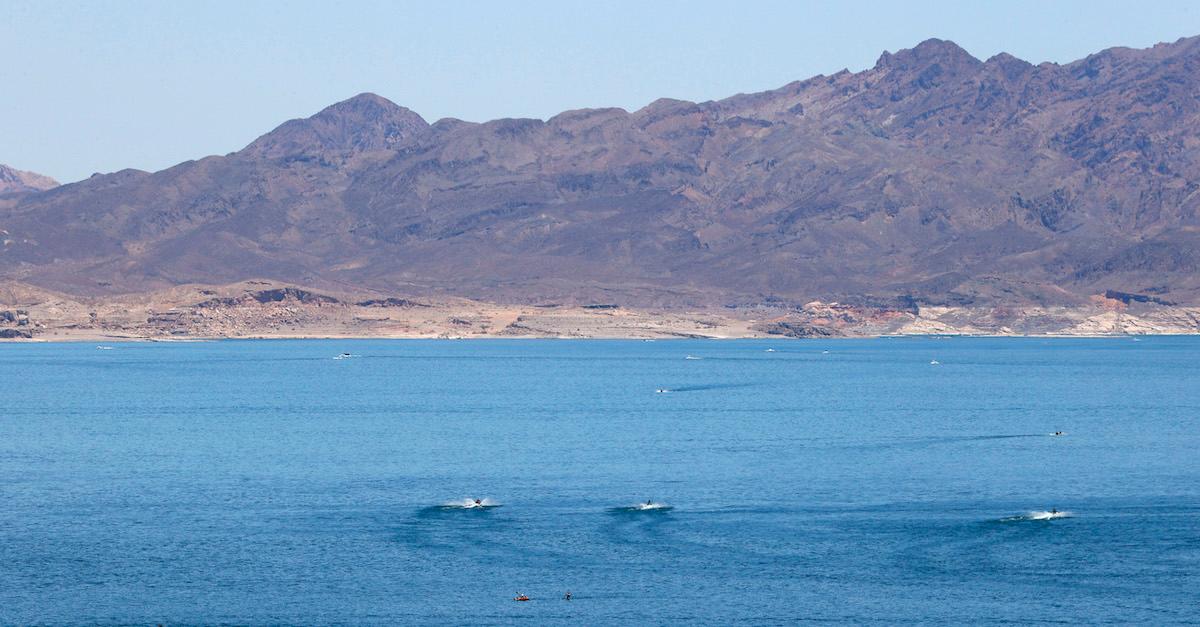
[2,36,1200,309]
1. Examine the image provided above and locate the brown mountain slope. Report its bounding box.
[0,164,58,195]
[2,36,1200,309]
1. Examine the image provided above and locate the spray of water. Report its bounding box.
[610,501,673,512]
[440,498,501,509]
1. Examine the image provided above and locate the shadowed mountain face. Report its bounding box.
[0,165,58,195]
[3,36,1200,308]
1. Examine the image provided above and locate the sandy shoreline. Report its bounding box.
[12,329,1195,343]
[5,280,1200,342]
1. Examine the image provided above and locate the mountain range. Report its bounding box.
[3,36,1200,315]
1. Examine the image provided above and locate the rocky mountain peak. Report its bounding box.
[244,92,430,158]
[0,164,59,194]
[875,38,982,73]
[979,52,1036,83]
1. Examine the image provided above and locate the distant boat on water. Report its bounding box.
[685,355,702,360]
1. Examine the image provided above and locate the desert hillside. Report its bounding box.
[4,36,1200,338]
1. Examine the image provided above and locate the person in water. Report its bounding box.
[564,591,572,601]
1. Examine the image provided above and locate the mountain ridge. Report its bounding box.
[3,36,1200,314]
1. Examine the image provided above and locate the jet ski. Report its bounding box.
[1029,509,1069,520]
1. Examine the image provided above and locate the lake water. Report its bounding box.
[2,338,1198,624]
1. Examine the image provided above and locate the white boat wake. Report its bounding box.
[1001,510,1073,522]
[1026,509,1072,520]
[441,498,501,509]
[613,501,673,512]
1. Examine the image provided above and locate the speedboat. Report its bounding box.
[685,355,702,360]
[655,388,670,393]
[333,352,353,360]
[765,348,776,352]
[514,594,530,602]
[930,359,940,365]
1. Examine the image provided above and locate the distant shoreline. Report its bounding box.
[5,280,1200,341]
[7,331,1191,343]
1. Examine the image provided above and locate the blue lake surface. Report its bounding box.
[2,338,1199,624]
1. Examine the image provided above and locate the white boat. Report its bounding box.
[930,360,940,365]
[685,355,702,360]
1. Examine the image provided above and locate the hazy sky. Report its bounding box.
[3,0,1199,183]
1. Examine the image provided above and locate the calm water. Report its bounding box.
[2,338,1198,624]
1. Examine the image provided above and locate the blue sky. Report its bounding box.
[3,0,1199,183]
